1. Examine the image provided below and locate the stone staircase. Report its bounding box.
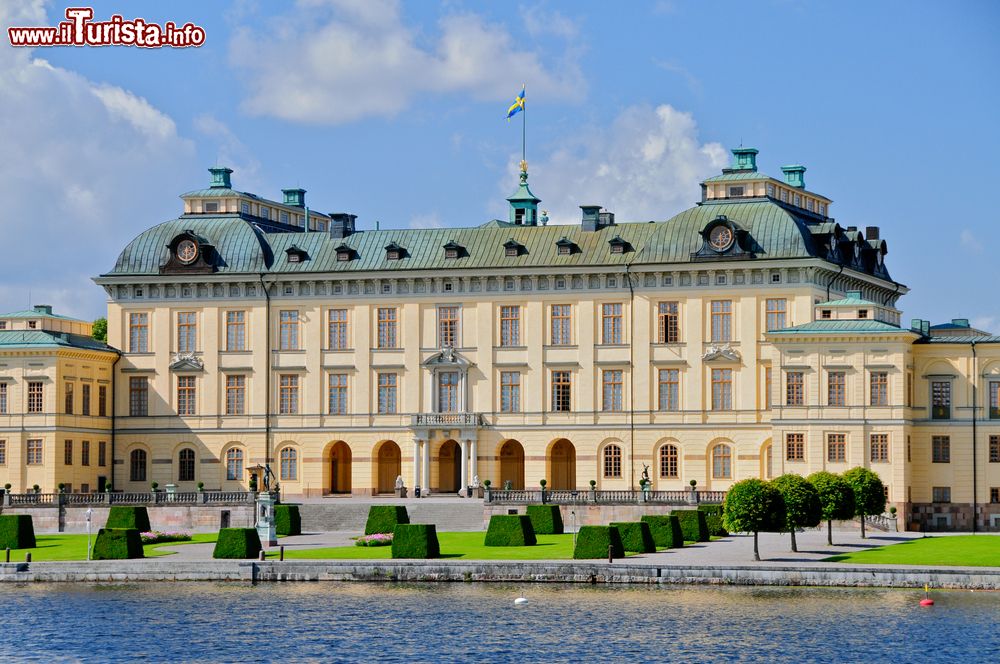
[298,500,486,533]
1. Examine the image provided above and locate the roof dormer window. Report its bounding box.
[821,309,832,319]
[443,240,464,259]
[608,235,631,255]
[858,309,869,319]
[286,246,308,264]
[556,237,577,255]
[28,321,37,329]
[503,238,524,257]
[335,244,354,262]
[385,242,405,261]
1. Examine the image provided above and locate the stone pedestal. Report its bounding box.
[255,491,278,547]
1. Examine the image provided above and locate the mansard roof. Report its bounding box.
[0,330,119,353]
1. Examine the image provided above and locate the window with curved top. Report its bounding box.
[603,444,622,478]
[178,448,195,482]
[659,444,679,478]
[280,447,297,481]
[130,449,147,482]
[225,448,244,481]
[711,444,732,479]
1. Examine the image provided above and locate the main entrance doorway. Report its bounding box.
[438,440,462,493]
[376,441,401,494]
[499,440,525,490]
[548,438,576,490]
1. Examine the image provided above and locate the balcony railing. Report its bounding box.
[1,491,258,507]
[485,488,726,506]
[411,412,482,428]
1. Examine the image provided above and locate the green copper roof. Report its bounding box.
[0,330,118,352]
[0,308,82,322]
[703,172,774,183]
[817,291,879,307]
[768,320,912,335]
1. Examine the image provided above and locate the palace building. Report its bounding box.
[2,146,983,531]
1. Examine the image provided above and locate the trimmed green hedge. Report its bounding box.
[391,524,440,559]
[526,504,564,535]
[698,504,729,537]
[484,515,537,546]
[0,514,36,549]
[213,528,262,559]
[640,515,684,549]
[92,528,144,560]
[572,525,625,560]
[105,506,151,532]
[609,521,655,553]
[365,505,409,535]
[672,510,710,542]
[275,505,301,536]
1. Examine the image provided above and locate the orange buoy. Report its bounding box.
[920,598,934,606]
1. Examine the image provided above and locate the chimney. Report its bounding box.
[282,188,306,207]
[33,304,53,316]
[731,147,759,172]
[208,167,233,189]
[781,164,806,189]
[865,226,880,240]
[580,205,601,231]
[329,213,357,239]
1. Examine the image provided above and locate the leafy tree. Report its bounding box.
[807,471,856,545]
[771,474,821,552]
[723,479,785,561]
[91,317,107,342]
[842,467,886,539]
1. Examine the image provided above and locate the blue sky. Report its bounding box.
[1,0,998,329]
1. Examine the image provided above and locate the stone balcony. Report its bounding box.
[410,412,482,428]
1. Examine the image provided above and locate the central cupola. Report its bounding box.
[506,160,541,226]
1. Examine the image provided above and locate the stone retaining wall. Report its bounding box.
[0,505,255,533]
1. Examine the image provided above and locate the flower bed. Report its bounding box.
[354,533,393,547]
[140,531,193,545]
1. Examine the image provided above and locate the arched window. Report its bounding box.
[659,444,679,478]
[225,447,244,481]
[280,447,297,481]
[178,448,195,482]
[602,444,622,478]
[130,449,147,482]
[712,444,732,479]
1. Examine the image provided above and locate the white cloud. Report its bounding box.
[959,228,983,254]
[0,1,196,320]
[229,1,584,124]
[512,104,727,225]
[519,6,580,40]
[409,212,444,229]
[972,316,999,335]
[194,114,263,193]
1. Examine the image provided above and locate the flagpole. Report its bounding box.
[522,85,526,165]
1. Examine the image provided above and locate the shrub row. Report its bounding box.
[572,525,625,559]
[0,515,35,549]
[391,524,440,559]
[275,504,301,536]
[105,506,151,532]
[526,505,564,534]
[698,504,729,537]
[485,514,537,546]
[608,521,655,553]
[365,506,409,535]
[93,528,144,560]
[640,515,684,549]
[672,509,710,542]
[213,528,262,559]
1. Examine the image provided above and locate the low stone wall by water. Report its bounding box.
[0,505,255,533]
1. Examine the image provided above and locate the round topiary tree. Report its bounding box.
[723,478,785,561]
[807,471,856,545]
[771,474,821,552]
[842,467,886,539]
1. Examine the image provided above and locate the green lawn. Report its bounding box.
[4,533,217,561]
[825,535,1000,567]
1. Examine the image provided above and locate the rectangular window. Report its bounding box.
[28,382,43,413]
[931,381,951,419]
[377,307,398,349]
[786,371,804,406]
[870,371,889,406]
[279,374,299,415]
[437,306,459,348]
[765,367,773,410]
[870,433,889,463]
[99,441,107,467]
[711,369,733,411]
[377,373,397,414]
[279,311,299,350]
[129,377,148,416]
[0,440,5,465]
[710,301,732,342]
[658,369,680,412]
[551,305,572,345]
[602,303,623,344]
[225,375,246,416]
[81,384,91,416]
[827,433,846,463]
[499,306,521,346]
[328,373,348,415]
[828,371,846,407]
[765,298,787,331]
[177,312,197,353]
[992,487,1000,504]
[328,309,349,350]
[0,383,6,414]
[991,435,1000,463]
[26,439,42,465]
[551,370,571,412]
[81,440,90,467]
[64,381,74,415]
[98,385,107,417]
[177,376,196,416]
[129,313,149,353]
[932,486,951,503]
[437,372,459,412]
[226,311,246,351]
[657,302,679,343]
[785,433,805,462]
[500,371,520,413]
[64,439,73,466]
[932,435,951,463]
[990,382,1000,419]
[602,369,624,412]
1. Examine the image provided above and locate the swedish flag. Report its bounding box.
[506,86,525,120]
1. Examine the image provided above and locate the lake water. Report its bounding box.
[1,583,998,662]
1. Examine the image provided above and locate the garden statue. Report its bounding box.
[395,475,405,490]
[641,464,650,484]
[472,474,480,488]
[263,464,275,492]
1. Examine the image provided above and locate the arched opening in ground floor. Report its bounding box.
[329,441,352,494]
[499,439,525,490]
[547,438,576,490]
[376,440,401,494]
[437,440,462,493]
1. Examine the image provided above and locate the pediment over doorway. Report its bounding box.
[422,347,473,368]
